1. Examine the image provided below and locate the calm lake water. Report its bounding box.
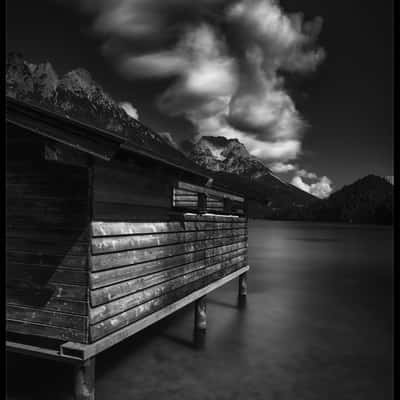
[7,220,393,400]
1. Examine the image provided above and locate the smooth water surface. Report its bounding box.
[7,220,393,399]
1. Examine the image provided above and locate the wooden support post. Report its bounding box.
[73,358,95,400]
[238,272,248,308]
[193,296,207,348]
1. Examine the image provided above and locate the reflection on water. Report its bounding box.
[7,220,393,400]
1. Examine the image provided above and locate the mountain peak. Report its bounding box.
[58,68,114,105]
[307,174,393,225]
[6,53,203,178]
[188,135,269,178]
[60,68,93,89]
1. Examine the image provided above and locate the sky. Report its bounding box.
[6,0,393,197]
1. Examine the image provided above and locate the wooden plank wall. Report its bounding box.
[173,188,199,209]
[6,125,90,343]
[88,214,248,342]
[173,187,245,215]
[92,158,176,221]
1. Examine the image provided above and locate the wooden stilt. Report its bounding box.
[193,296,207,348]
[74,358,95,400]
[238,272,248,308]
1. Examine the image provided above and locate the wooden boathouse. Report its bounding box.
[6,97,249,399]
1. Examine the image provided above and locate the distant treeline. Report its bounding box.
[247,175,393,226]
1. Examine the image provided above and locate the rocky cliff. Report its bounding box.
[184,136,317,216]
[6,52,197,171]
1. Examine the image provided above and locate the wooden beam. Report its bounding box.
[177,181,244,203]
[44,142,89,168]
[6,340,82,364]
[61,265,250,360]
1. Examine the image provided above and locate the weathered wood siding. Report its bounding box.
[88,214,248,342]
[92,157,185,222]
[6,125,90,343]
[6,125,249,347]
[172,185,245,215]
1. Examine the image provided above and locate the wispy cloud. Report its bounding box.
[296,169,317,179]
[68,0,325,165]
[269,162,297,173]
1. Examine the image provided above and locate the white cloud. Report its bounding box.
[291,175,311,193]
[269,162,297,173]
[156,24,239,115]
[291,175,333,199]
[227,0,325,74]
[192,108,302,161]
[296,169,317,179]
[120,51,188,78]
[228,68,305,141]
[69,0,325,165]
[119,101,139,120]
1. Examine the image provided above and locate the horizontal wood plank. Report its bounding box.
[7,305,87,331]
[7,238,88,257]
[6,183,88,200]
[91,220,247,237]
[91,228,247,254]
[90,235,247,271]
[7,282,88,302]
[173,195,198,200]
[7,215,89,230]
[90,243,247,290]
[90,248,247,304]
[177,181,244,202]
[183,214,246,223]
[7,295,87,315]
[93,201,175,222]
[6,320,87,343]
[7,251,88,269]
[6,264,88,286]
[90,262,246,341]
[173,189,197,196]
[90,255,247,322]
[62,266,249,354]
[6,227,90,242]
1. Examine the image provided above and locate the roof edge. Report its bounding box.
[6,97,210,180]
